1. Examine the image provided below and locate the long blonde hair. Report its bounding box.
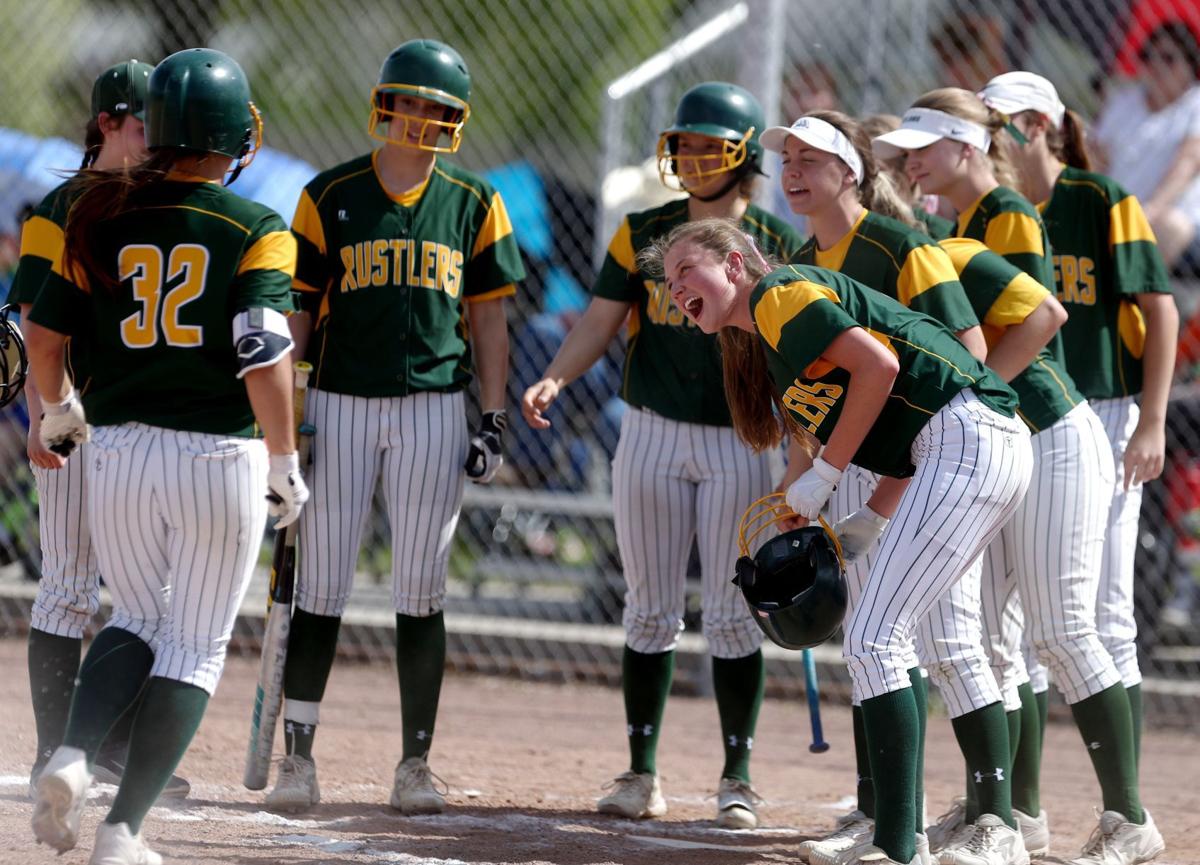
[804,109,917,228]
[912,87,1017,188]
[636,217,792,451]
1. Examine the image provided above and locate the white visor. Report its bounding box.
[978,71,1066,128]
[871,108,992,159]
[760,116,864,185]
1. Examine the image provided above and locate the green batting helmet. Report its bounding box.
[733,494,847,651]
[657,82,766,190]
[369,39,471,152]
[145,48,261,165]
[91,59,155,121]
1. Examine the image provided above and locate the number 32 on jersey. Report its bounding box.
[119,243,209,348]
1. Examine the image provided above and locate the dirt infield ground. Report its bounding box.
[0,638,1196,864]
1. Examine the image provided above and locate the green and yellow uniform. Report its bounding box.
[1039,166,1172,399]
[28,177,295,436]
[956,185,1055,288]
[916,207,956,240]
[593,200,804,426]
[939,237,1083,432]
[291,150,525,396]
[752,264,1017,478]
[794,209,978,331]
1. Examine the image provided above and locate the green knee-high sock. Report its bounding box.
[281,608,342,759]
[852,705,875,818]
[909,670,928,834]
[27,629,82,765]
[862,687,919,863]
[712,649,764,782]
[1010,682,1042,815]
[396,611,446,760]
[950,701,1014,828]
[1126,684,1142,773]
[1070,684,1143,823]
[623,646,674,775]
[1035,689,1048,748]
[106,678,208,834]
[62,628,153,761]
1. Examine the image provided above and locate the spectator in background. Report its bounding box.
[1094,22,1200,271]
[931,11,1009,91]
[781,60,840,120]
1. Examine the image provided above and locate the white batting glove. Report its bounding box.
[833,505,890,563]
[465,409,506,484]
[266,452,309,529]
[785,457,842,519]
[40,388,89,458]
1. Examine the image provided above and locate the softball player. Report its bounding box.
[756,112,985,863]
[522,83,802,829]
[25,47,305,865]
[858,114,956,241]
[643,218,1031,865]
[874,91,1061,857]
[978,71,1174,865]
[9,59,194,800]
[266,39,524,814]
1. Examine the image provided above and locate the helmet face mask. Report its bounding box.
[733,493,848,651]
[369,40,472,154]
[656,129,754,191]
[656,81,765,193]
[0,304,29,411]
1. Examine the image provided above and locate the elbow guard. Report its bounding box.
[233,307,294,378]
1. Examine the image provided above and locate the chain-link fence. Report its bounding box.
[1,0,1199,725]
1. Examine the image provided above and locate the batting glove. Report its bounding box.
[785,457,842,520]
[465,409,507,484]
[833,505,890,563]
[40,388,89,458]
[266,452,309,529]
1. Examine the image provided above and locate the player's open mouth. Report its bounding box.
[683,295,704,318]
[786,185,809,197]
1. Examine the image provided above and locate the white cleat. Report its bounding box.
[1014,808,1049,857]
[927,797,968,853]
[802,809,874,864]
[88,821,162,865]
[715,777,761,829]
[852,843,922,865]
[1069,810,1165,865]
[265,755,320,812]
[31,745,92,853]
[937,814,1030,865]
[390,756,447,814]
[596,771,667,819]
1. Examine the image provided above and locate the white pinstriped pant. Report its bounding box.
[612,408,776,659]
[30,442,100,638]
[846,392,1032,706]
[1092,396,1144,687]
[295,388,468,618]
[979,403,1123,708]
[87,423,268,695]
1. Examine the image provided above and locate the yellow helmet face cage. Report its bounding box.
[656,129,753,192]
[368,84,470,153]
[736,492,844,564]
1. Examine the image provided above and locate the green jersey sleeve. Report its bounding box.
[463,190,524,301]
[234,213,298,312]
[896,243,979,332]
[8,185,70,306]
[290,187,330,314]
[1108,193,1172,295]
[591,217,641,302]
[753,278,856,376]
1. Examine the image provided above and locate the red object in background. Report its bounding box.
[1166,458,1200,558]
[1177,308,1200,372]
[1113,0,1200,76]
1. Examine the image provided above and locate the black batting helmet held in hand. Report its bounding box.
[732,494,848,651]
[0,304,29,410]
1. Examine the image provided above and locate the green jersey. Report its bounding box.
[956,185,1055,289]
[916,207,956,240]
[9,181,91,386]
[752,264,1017,478]
[28,177,296,437]
[1040,166,1172,399]
[593,200,803,426]
[939,238,1083,432]
[794,209,978,332]
[292,151,525,397]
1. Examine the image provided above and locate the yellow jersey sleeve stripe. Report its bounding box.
[897,244,960,306]
[985,272,1049,327]
[607,218,637,274]
[19,215,64,262]
[465,283,517,303]
[934,236,987,271]
[237,231,297,277]
[1109,195,1157,247]
[754,279,840,351]
[983,212,1045,257]
[470,192,516,259]
[291,189,326,256]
